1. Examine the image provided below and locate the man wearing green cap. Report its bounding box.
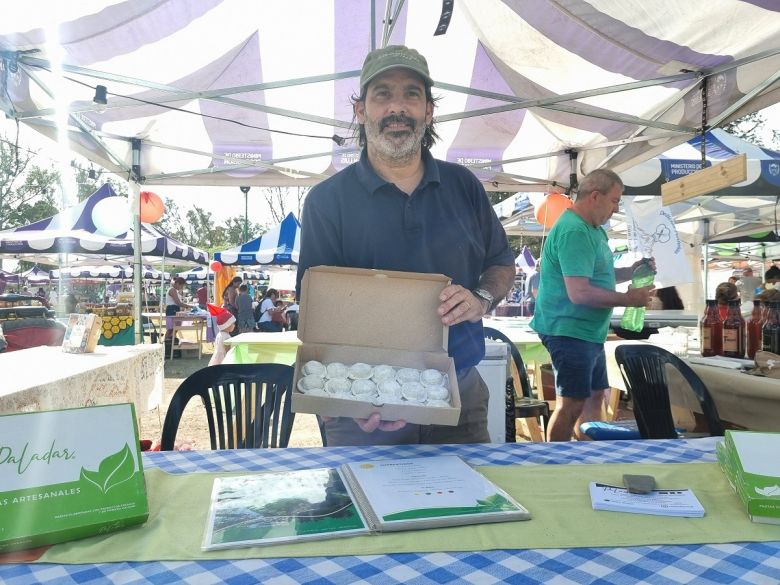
[297,45,516,446]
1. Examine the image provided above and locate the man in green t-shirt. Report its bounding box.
[531,169,654,442]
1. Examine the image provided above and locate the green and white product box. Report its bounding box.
[718,431,780,525]
[0,403,149,552]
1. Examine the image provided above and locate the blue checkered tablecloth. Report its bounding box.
[4,438,780,584]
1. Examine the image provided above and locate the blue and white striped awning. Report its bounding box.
[176,266,268,282]
[50,265,170,280]
[499,130,780,244]
[19,266,50,284]
[215,213,300,266]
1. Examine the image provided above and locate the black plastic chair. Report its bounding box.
[483,327,550,441]
[160,363,295,450]
[608,344,724,439]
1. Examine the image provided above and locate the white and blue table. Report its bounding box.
[3,438,778,584]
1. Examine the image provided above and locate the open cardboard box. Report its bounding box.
[293,266,461,426]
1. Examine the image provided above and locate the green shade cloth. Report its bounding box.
[40,462,779,563]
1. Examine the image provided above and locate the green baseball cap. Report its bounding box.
[360,45,433,89]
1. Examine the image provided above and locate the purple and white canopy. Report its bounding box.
[1,1,779,192]
[0,184,207,264]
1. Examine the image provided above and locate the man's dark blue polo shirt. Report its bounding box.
[297,148,514,370]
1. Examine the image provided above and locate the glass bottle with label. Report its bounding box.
[699,299,722,357]
[722,299,745,358]
[762,301,780,354]
[746,300,763,359]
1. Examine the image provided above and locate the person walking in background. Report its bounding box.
[195,282,208,310]
[285,300,300,331]
[65,292,78,314]
[256,288,283,332]
[273,299,289,330]
[221,276,242,318]
[737,267,761,303]
[297,45,515,446]
[531,169,654,442]
[236,283,255,333]
[765,265,780,285]
[165,276,194,343]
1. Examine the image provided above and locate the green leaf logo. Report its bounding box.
[80,443,136,494]
[755,484,780,497]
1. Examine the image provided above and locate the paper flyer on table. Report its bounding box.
[589,482,705,517]
[342,455,529,526]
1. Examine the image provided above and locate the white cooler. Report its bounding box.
[476,339,509,443]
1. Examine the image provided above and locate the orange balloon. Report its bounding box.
[535,193,572,228]
[210,260,223,273]
[140,191,165,223]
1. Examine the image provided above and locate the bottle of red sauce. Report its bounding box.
[700,299,722,357]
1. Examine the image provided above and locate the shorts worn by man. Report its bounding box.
[530,169,654,442]
[296,45,515,446]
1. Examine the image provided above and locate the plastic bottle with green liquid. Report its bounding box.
[619,258,655,332]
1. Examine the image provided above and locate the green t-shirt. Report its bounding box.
[530,209,615,343]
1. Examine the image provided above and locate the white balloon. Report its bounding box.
[92,197,131,237]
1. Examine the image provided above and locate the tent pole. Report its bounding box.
[130,182,142,345]
[160,252,166,317]
[703,219,710,303]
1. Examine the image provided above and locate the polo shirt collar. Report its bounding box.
[355,147,441,194]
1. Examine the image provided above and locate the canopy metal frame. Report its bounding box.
[8,44,779,191]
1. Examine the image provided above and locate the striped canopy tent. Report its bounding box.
[176,266,268,282]
[50,264,170,280]
[514,246,536,271]
[1,1,779,195]
[498,130,780,244]
[214,212,300,266]
[0,269,19,284]
[19,266,50,284]
[620,129,780,244]
[0,184,207,264]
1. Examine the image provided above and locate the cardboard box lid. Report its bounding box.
[299,266,450,353]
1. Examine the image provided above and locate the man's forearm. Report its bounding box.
[478,265,516,310]
[564,277,631,308]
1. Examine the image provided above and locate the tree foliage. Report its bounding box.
[260,186,308,224]
[160,205,263,253]
[72,161,128,201]
[223,215,264,247]
[0,131,61,230]
[722,111,780,149]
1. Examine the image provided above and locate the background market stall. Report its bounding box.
[0,184,208,342]
[49,264,173,346]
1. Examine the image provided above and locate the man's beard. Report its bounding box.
[363,114,426,161]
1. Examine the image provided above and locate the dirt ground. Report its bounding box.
[137,341,324,449]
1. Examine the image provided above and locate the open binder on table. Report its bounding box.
[202,455,530,550]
